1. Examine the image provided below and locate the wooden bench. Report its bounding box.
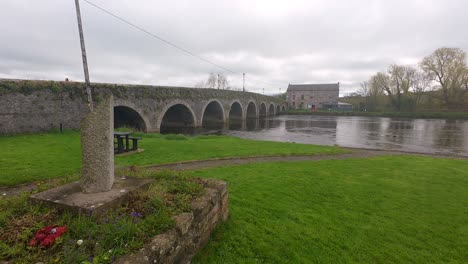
[128,137,142,151]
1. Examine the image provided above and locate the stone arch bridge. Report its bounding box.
[0,80,287,134]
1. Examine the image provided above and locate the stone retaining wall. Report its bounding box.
[115,179,228,264]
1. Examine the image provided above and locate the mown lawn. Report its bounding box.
[188,156,468,263]
[0,131,343,186]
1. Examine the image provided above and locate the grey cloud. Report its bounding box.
[1,0,467,95]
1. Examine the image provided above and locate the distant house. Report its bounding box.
[287,83,339,110]
[323,101,353,111]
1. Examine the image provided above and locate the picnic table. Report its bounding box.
[114,132,141,154]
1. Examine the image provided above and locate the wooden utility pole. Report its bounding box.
[74,0,94,111]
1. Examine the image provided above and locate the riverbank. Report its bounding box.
[283,110,468,120]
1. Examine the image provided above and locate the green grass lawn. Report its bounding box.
[187,156,468,263]
[0,131,343,186]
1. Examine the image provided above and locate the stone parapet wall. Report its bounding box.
[115,179,228,264]
[0,79,285,134]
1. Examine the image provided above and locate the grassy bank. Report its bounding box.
[284,109,468,120]
[0,131,343,186]
[188,156,468,263]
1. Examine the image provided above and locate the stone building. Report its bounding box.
[287,83,339,110]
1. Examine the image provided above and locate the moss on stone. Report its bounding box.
[0,79,283,104]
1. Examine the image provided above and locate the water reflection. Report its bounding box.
[433,120,464,151]
[259,118,267,129]
[225,115,468,156]
[162,114,468,156]
[229,118,243,130]
[246,118,257,131]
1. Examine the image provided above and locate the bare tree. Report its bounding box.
[358,81,369,96]
[196,73,230,89]
[194,80,206,88]
[217,74,229,90]
[421,47,468,109]
[411,70,431,105]
[206,73,217,89]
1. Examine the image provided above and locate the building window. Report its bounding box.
[292,102,295,107]
[301,95,304,100]
[310,96,313,99]
[292,95,296,100]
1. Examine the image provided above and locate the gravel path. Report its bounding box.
[143,148,397,172]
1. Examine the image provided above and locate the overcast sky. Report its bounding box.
[1,0,467,95]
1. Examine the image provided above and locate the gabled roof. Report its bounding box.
[287,83,339,92]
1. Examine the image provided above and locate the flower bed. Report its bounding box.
[0,169,225,263]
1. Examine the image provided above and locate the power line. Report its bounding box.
[81,0,287,89]
[82,0,237,75]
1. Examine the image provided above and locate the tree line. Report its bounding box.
[345,47,468,112]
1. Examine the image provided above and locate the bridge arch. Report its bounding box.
[281,105,286,112]
[246,101,257,119]
[246,101,258,130]
[276,105,280,115]
[229,101,243,130]
[159,101,196,134]
[113,104,148,132]
[259,102,267,118]
[268,103,275,116]
[201,100,225,130]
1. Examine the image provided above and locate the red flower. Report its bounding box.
[29,225,67,248]
[40,236,55,247]
[29,239,38,247]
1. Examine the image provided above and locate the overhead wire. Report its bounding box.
[81,0,287,91]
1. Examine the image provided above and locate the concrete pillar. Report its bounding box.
[80,95,114,193]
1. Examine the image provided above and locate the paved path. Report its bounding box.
[144,149,398,172]
[2,148,466,198]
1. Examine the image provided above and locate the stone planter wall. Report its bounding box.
[115,179,228,264]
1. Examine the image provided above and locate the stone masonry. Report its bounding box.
[0,79,286,134]
[80,94,114,193]
[115,179,228,264]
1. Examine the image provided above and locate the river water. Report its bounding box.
[224,115,468,156]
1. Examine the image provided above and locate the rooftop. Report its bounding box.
[287,83,339,92]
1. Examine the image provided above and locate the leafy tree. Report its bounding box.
[370,65,417,111]
[421,47,468,109]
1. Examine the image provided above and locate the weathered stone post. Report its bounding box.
[80,95,114,193]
